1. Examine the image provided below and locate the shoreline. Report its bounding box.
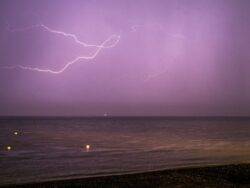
[2,163,250,188]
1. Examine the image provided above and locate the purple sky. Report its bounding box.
[0,0,250,116]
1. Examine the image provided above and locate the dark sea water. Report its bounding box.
[0,117,250,185]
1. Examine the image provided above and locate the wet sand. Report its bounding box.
[2,163,250,188]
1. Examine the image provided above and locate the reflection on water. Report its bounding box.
[0,117,250,185]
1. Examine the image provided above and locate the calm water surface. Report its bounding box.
[0,117,250,185]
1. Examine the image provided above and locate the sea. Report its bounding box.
[0,117,250,185]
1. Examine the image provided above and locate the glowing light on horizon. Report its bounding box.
[14,131,18,135]
[85,144,90,151]
[2,23,121,74]
[6,146,12,151]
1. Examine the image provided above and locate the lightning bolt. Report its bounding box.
[144,69,168,82]
[2,23,121,74]
[129,23,186,81]
[130,23,186,39]
[2,21,183,77]
[130,23,163,32]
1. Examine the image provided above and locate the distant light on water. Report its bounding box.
[6,146,12,151]
[85,144,91,151]
[14,131,18,135]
